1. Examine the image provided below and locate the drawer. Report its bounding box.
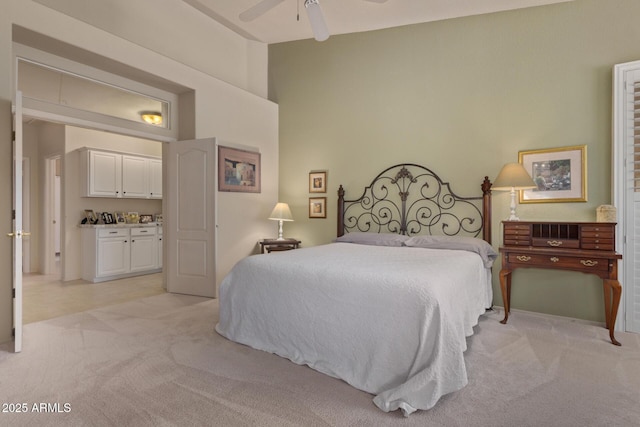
[131,227,157,236]
[507,253,609,271]
[98,228,128,238]
[581,225,615,233]
[581,230,614,239]
[581,239,614,251]
[531,238,580,249]
[504,228,531,236]
[504,223,531,231]
[504,238,531,246]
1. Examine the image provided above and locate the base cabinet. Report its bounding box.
[82,226,161,283]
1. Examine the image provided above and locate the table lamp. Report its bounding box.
[269,202,294,240]
[492,163,537,221]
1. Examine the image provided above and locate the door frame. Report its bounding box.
[612,59,640,333]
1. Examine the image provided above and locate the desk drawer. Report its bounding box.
[531,238,580,249]
[581,238,614,251]
[506,253,609,271]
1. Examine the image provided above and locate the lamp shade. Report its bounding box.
[492,163,537,190]
[305,0,329,42]
[269,203,294,222]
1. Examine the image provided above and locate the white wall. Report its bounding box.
[31,0,268,98]
[0,0,278,343]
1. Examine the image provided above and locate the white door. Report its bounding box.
[11,92,25,352]
[613,61,640,334]
[166,138,217,297]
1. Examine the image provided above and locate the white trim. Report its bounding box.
[613,60,640,333]
[21,107,177,144]
[491,305,606,328]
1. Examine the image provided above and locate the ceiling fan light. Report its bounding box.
[304,0,329,41]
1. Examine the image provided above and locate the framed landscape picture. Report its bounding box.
[218,145,261,193]
[519,145,587,203]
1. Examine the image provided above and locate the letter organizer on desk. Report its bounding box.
[499,221,623,346]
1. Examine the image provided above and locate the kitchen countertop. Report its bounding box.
[78,222,162,228]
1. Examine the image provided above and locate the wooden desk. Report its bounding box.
[499,221,622,346]
[259,238,301,254]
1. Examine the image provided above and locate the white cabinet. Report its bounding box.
[82,150,122,197]
[82,226,161,283]
[149,159,162,199]
[122,155,149,198]
[130,227,157,272]
[80,148,161,199]
[95,228,130,276]
[157,226,163,268]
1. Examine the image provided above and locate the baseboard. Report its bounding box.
[489,305,605,328]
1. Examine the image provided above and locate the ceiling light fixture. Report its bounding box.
[304,0,329,42]
[140,111,163,125]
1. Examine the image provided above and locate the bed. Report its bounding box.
[216,164,495,416]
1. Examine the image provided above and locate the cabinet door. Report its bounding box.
[130,235,158,272]
[122,155,149,198]
[89,151,122,197]
[149,159,162,199]
[157,234,163,269]
[97,237,130,276]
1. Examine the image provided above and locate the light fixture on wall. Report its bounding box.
[492,163,537,221]
[269,202,294,240]
[304,0,329,42]
[140,111,163,125]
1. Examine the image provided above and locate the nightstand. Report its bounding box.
[259,238,301,254]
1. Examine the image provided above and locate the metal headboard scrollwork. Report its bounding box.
[337,164,493,243]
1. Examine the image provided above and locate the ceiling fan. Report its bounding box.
[239,0,389,42]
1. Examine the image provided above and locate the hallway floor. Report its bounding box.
[22,270,165,324]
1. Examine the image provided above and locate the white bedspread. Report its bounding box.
[215,242,492,416]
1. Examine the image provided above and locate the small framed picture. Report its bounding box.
[154,214,163,224]
[84,209,97,224]
[309,197,327,218]
[101,212,115,224]
[114,212,126,224]
[309,171,327,193]
[139,214,154,223]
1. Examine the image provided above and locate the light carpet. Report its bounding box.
[0,293,639,426]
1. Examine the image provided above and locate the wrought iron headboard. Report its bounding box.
[337,164,493,243]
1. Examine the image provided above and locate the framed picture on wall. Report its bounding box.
[218,145,261,193]
[519,145,587,203]
[309,171,327,193]
[309,197,327,218]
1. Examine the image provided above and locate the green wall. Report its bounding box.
[268,0,640,322]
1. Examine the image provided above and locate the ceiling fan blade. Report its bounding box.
[239,0,287,22]
[305,0,329,41]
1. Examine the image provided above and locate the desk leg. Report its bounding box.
[499,269,512,324]
[604,279,622,346]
